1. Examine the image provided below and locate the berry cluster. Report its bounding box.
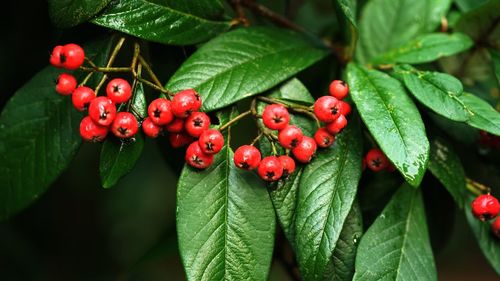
[363,148,395,172]
[471,193,500,238]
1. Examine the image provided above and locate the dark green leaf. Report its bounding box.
[396,64,469,121]
[428,138,467,209]
[166,27,328,112]
[0,39,112,220]
[333,0,358,58]
[455,0,500,43]
[455,0,489,12]
[490,49,500,86]
[372,33,473,65]
[48,0,112,28]
[353,184,437,281]
[268,78,315,105]
[130,82,148,119]
[347,63,429,186]
[465,195,500,275]
[460,93,500,135]
[294,119,363,281]
[157,0,225,20]
[176,145,276,280]
[92,0,231,46]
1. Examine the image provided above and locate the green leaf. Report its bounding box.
[268,78,315,105]
[490,49,500,86]
[353,184,437,281]
[157,0,225,20]
[396,64,469,121]
[167,27,328,112]
[454,0,489,12]
[130,82,148,119]
[465,195,500,275]
[294,119,363,281]
[333,0,358,58]
[0,39,112,220]
[176,145,276,281]
[460,93,500,136]
[428,138,467,209]
[372,33,473,65]
[347,63,429,186]
[456,0,500,42]
[92,0,231,46]
[48,0,112,28]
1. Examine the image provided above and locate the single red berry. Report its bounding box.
[262,104,290,130]
[142,117,161,138]
[80,116,108,142]
[292,136,317,163]
[199,129,224,154]
[185,112,210,138]
[111,112,138,138]
[55,73,77,95]
[165,118,184,133]
[326,114,348,134]
[148,98,174,126]
[72,86,95,111]
[339,101,351,116]
[106,78,132,104]
[258,156,283,182]
[492,217,500,238]
[471,194,500,221]
[365,148,389,172]
[171,89,202,118]
[169,132,195,148]
[185,141,214,169]
[61,43,85,70]
[88,96,117,127]
[234,145,261,170]
[50,45,64,67]
[329,80,349,100]
[314,128,335,148]
[278,155,296,177]
[278,125,303,149]
[314,96,341,122]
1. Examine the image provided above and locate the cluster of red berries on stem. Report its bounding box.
[471,191,500,238]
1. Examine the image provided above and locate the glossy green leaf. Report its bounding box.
[353,184,437,281]
[465,195,500,275]
[294,120,363,281]
[372,33,473,65]
[48,0,112,28]
[347,63,429,186]
[333,0,358,58]
[176,145,276,281]
[0,39,112,220]
[428,138,467,209]
[157,0,225,19]
[268,78,315,105]
[396,64,469,121]
[130,82,148,119]
[460,93,500,136]
[167,27,328,112]
[490,49,500,86]
[92,0,231,46]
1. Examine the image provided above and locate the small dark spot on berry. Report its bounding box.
[118,127,128,135]
[113,85,120,92]
[193,118,203,127]
[205,142,214,151]
[331,107,339,115]
[290,139,299,147]
[153,109,161,118]
[100,112,108,120]
[371,158,382,167]
[272,116,283,123]
[192,156,203,165]
[266,171,275,179]
[239,162,250,169]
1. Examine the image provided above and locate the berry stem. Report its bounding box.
[240,0,306,33]
[79,66,132,73]
[230,0,250,26]
[256,96,320,127]
[79,71,94,87]
[138,55,172,95]
[250,131,264,146]
[94,37,126,94]
[250,98,279,141]
[466,177,491,195]
[219,110,252,131]
[130,42,141,77]
[270,140,278,155]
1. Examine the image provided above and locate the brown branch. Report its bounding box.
[240,0,306,33]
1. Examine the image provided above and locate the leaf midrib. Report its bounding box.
[394,190,417,280]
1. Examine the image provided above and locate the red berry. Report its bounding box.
[169,132,195,148]
[492,217,500,238]
[262,104,290,130]
[106,78,132,104]
[142,117,161,138]
[234,145,261,170]
[329,80,349,99]
[55,73,77,95]
[339,101,351,116]
[165,118,184,133]
[365,148,389,172]
[292,136,317,163]
[61,43,85,70]
[171,89,202,118]
[111,112,138,138]
[279,155,296,176]
[326,114,348,134]
[314,128,335,148]
[471,194,500,221]
[50,45,64,67]
[314,96,341,122]
[148,98,174,126]
[278,125,303,149]
[185,141,214,169]
[88,96,117,127]
[79,116,108,142]
[258,156,283,182]
[185,112,210,138]
[199,129,224,154]
[72,86,95,111]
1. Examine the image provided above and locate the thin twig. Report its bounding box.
[240,0,306,33]
[230,0,250,26]
[95,37,126,94]
[79,66,132,73]
[219,110,252,131]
